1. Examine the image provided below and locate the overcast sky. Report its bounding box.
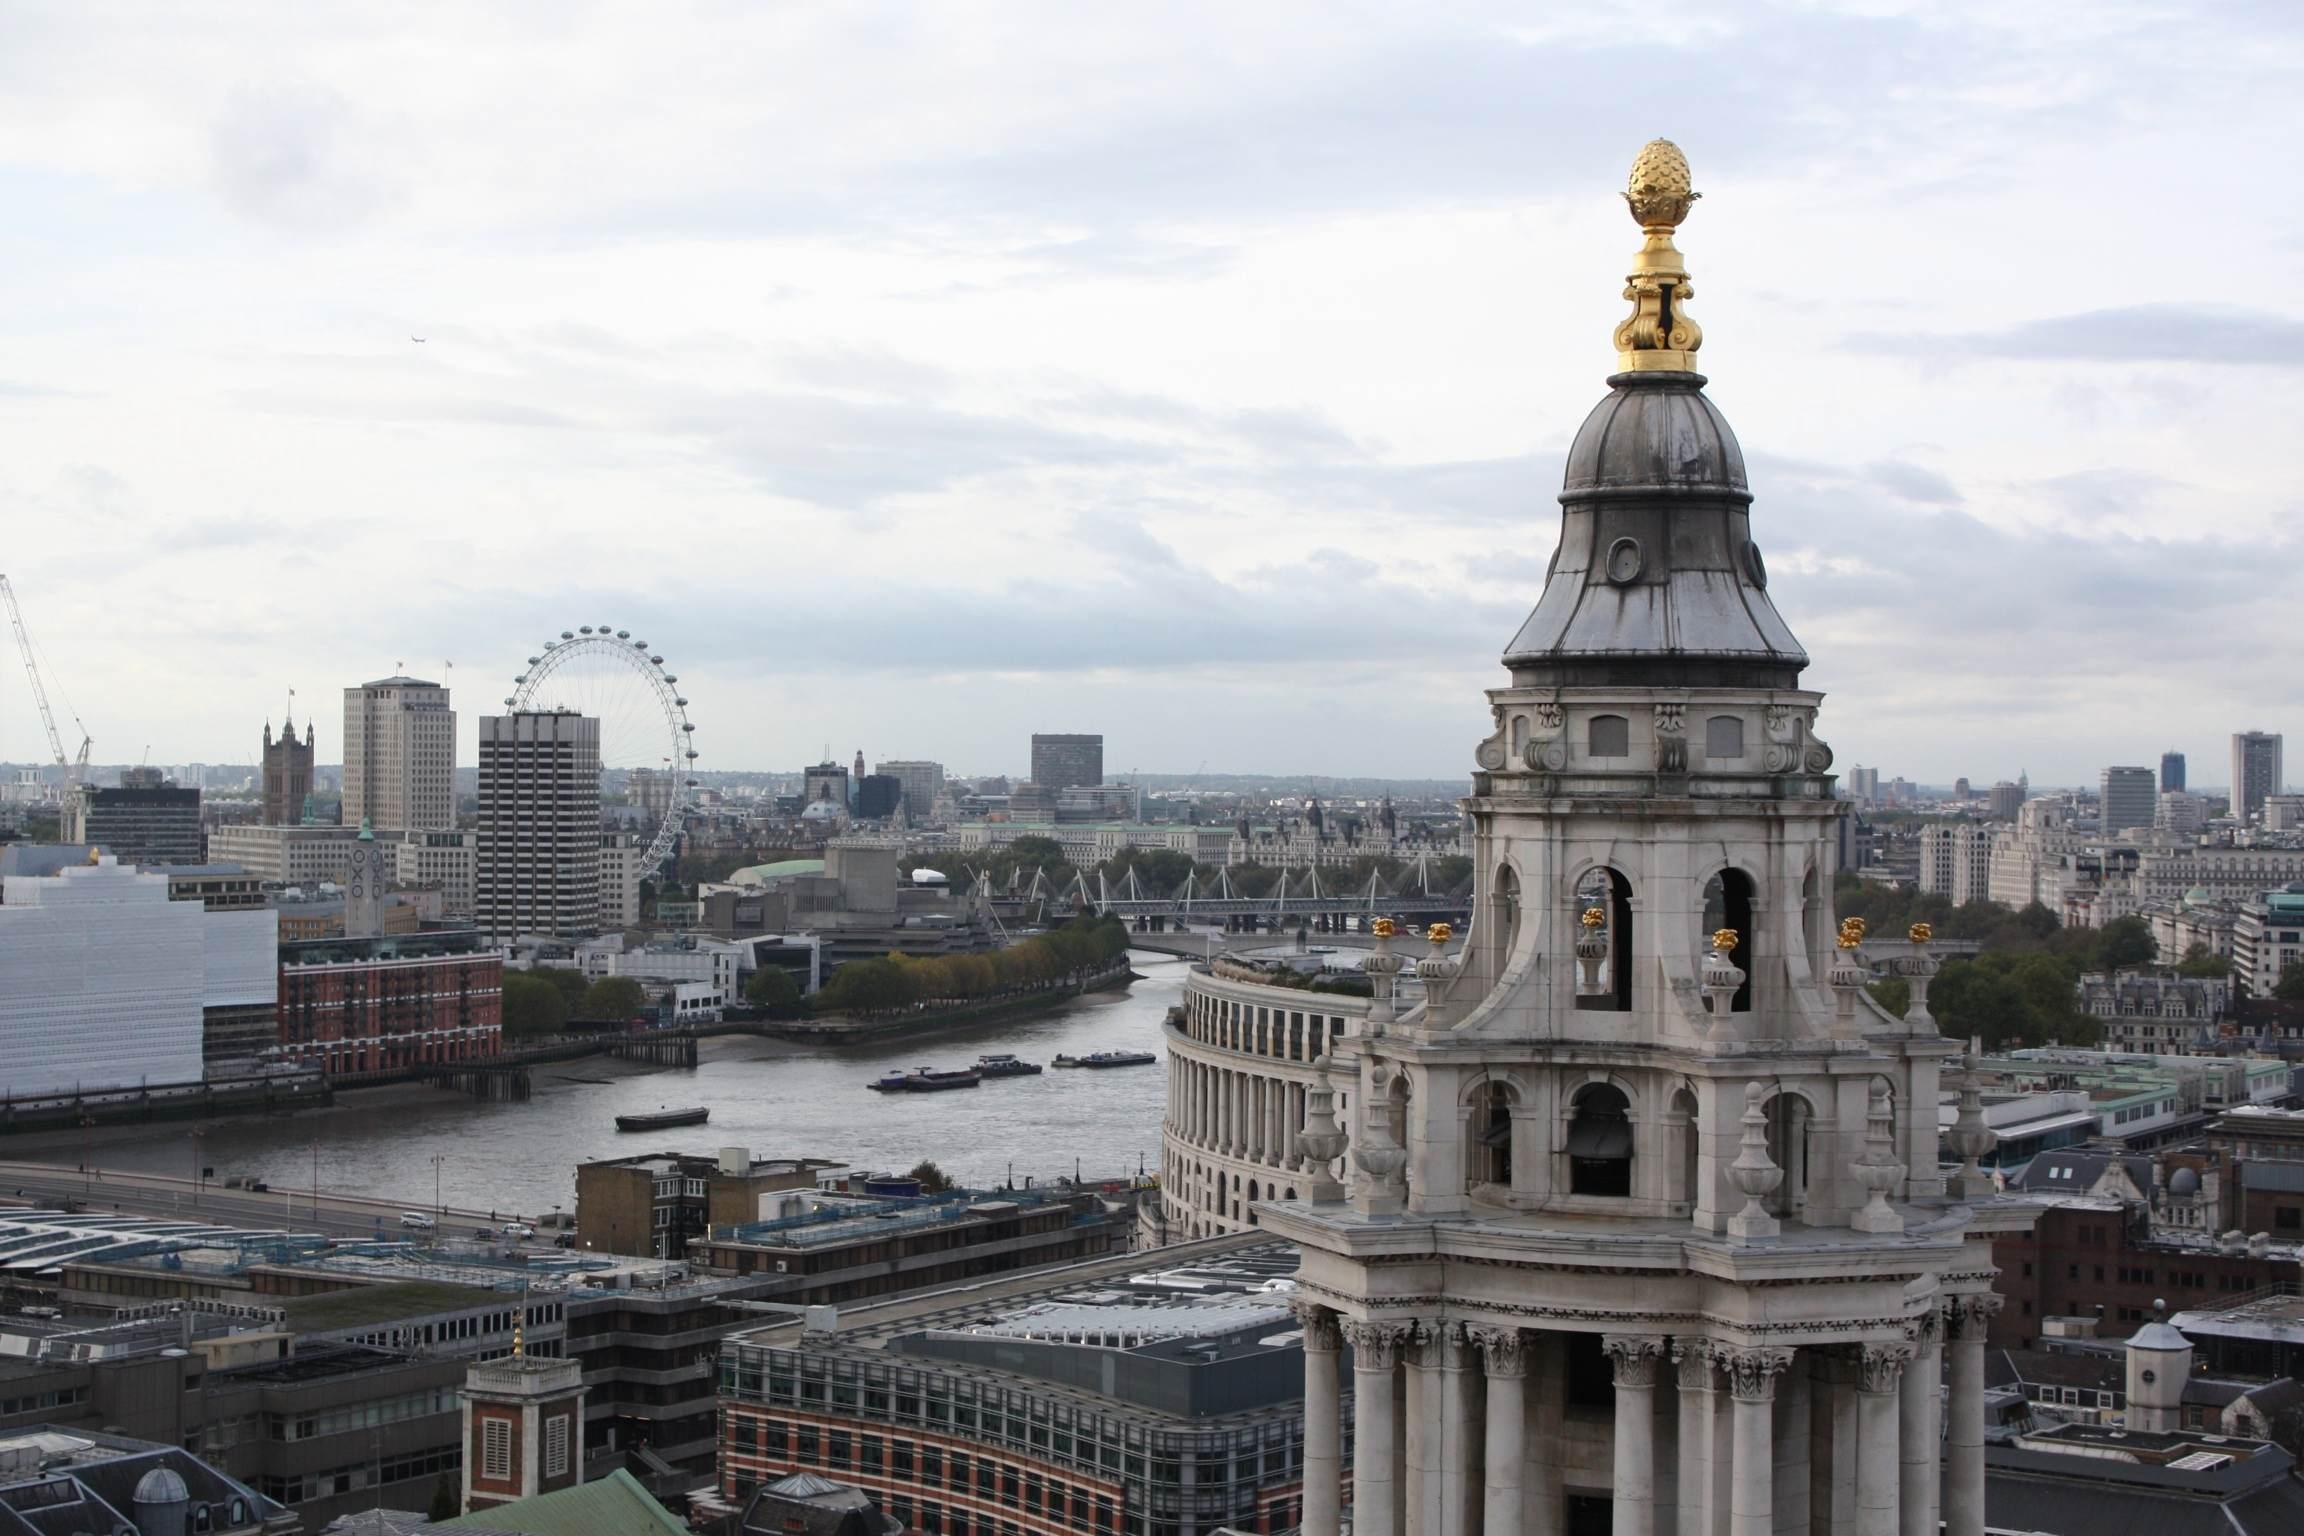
[1,2,2297,786]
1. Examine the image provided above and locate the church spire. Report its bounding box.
[1612,138,1704,373]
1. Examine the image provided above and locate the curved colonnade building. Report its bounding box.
[1151,140,2035,1536]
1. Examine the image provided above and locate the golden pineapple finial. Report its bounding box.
[1613,139,1704,373]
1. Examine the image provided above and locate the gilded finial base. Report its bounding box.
[1613,140,1703,374]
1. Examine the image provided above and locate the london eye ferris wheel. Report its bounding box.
[507,626,697,869]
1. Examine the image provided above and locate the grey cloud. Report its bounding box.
[209,83,397,232]
[669,392,1168,505]
[1865,461,1960,505]
[1854,304,2304,367]
[231,391,583,430]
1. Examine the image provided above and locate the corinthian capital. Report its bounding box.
[1465,1325,1527,1380]
[1672,1337,1719,1391]
[1288,1300,1340,1353]
[1338,1317,1414,1373]
[1858,1341,1914,1393]
[1720,1347,1796,1403]
[1603,1334,1669,1390]
[1945,1293,2004,1341]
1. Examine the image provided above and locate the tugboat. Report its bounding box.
[615,1106,710,1132]
[974,1054,1044,1078]
[903,1067,983,1092]
[1052,1050,1158,1070]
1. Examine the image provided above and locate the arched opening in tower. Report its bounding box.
[1702,868,1756,1011]
[1574,867,1635,1012]
[1473,1079,1516,1189]
[1567,1082,1633,1197]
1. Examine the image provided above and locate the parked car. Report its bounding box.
[398,1212,436,1230]
[500,1222,535,1240]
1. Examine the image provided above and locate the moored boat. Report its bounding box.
[903,1068,983,1091]
[615,1106,710,1132]
[1053,1050,1157,1070]
[974,1054,1044,1078]
[867,1071,917,1092]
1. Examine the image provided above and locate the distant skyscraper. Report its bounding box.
[2232,732,2283,821]
[261,713,315,825]
[343,676,457,832]
[802,761,850,810]
[877,759,945,817]
[476,711,601,940]
[1986,781,2025,821]
[2100,766,2156,837]
[856,774,902,820]
[1953,776,1971,801]
[1031,733,1103,792]
[1846,765,1879,802]
[2160,750,2186,794]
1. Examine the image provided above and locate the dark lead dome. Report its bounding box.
[1503,371,1807,689]
[1562,370,1747,497]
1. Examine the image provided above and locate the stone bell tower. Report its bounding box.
[1268,141,2033,1536]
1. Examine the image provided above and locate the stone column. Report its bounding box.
[1234,1072,1249,1157]
[1944,1296,1999,1536]
[1900,1311,1940,1536]
[1293,1303,1343,1536]
[1605,1335,1667,1536]
[1342,1319,1410,1536]
[1673,1340,1718,1536]
[1470,1326,1527,1536]
[1724,1349,1793,1536]
[1436,1324,1478,1536]
[1404,1324,1440,1536]
[1857,1343,1910,1536]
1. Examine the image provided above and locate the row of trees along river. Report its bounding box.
[498,914,1136,1038]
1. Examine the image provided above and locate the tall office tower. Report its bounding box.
[1254,143,2019,1536]
[2160,750,2186,794]
[1030,733,1103,792]
[64,780,204,866]
[2100,766,2157,838]
[1953,776,1971,801]
[476,711,601,940]
[2232,731,2284,821]
[855,774,902,820]
[1987,780,2024,820]
[801,760,850,810]
[343,676,457,832]
[1845,764,1879,801]
[261,713,315,825]
[877,759,945,816]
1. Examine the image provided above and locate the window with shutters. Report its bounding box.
[545,1415,570,1478]
[482,1418,511,1480]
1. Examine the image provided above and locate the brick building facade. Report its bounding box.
[278,930,502,1074]
[1989,1201,2289,1347]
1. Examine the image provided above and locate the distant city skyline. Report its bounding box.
[0,8,2297,781]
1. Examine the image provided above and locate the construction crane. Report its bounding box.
[0,573,93,806]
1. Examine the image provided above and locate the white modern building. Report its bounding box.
[0,854,274,1095]
[876,759,946,818]
[2156,790,2210,835]
[1918,822,1995,905]
[343,675,457,833]
[599,835,646,928]
[476,710,601,940]
[202,823,364,885]
[1171,144,2031,1536]
[2233,886,2304,999]
[390,828,477,914]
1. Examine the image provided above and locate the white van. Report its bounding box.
[399,1212,436,1230]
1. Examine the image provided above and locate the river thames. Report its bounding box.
[45,954,1186,1223]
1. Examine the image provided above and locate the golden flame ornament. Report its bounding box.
[1908,922,1934,945]
[1581,905,1607,929]
[1712,928,1740,953]
[1425,922,1454,946]
[1837,916,1867,949]
[1613,138,1704,373]
[1372,917,1397,939]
